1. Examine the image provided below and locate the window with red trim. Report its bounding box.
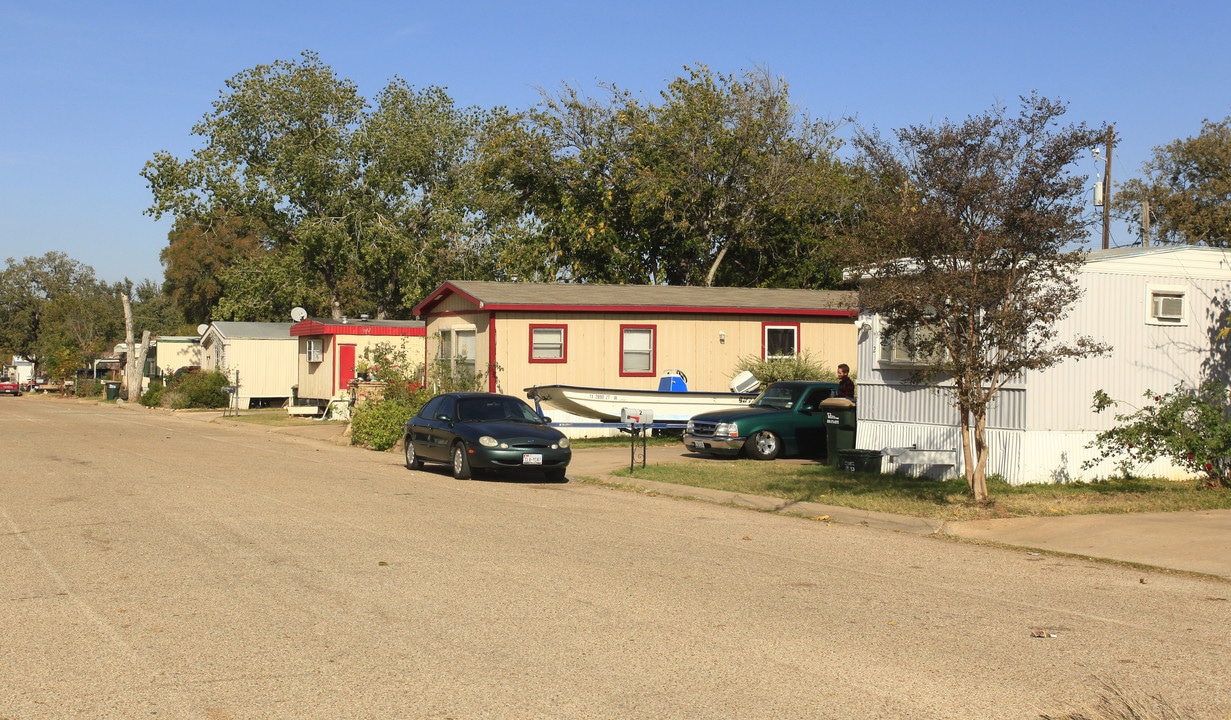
[529,325,567,363]
[620,325,656,377]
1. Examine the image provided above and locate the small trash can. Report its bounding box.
[836,448,883,473]
[821,398,857,466]
[104,381,121,400]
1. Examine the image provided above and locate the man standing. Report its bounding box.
[836,363,855,399]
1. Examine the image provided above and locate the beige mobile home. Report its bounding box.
[151,336,202,376]
[199,322,297,409]
[290,317,426,405]
[413,281,859,418]
[855,246,1231,483]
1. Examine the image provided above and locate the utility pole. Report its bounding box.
[1102,125,1114,250]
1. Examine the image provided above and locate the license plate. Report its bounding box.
[522,453,543,465]
[692,442,705,450]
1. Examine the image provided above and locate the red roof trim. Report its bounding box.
[290,319,425,337]
[412,282,483,316]
[476,303,856,317]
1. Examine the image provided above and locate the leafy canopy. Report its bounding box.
[847,94,1110,504]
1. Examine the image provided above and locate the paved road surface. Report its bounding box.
[3,397,1229,719]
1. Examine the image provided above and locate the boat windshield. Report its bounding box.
[750,385,803,410]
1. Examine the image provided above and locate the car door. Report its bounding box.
[424,395,458,460]
[794,387,834,457]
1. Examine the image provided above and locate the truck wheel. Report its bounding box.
[746,430,781,461]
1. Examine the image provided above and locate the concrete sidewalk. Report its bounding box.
[571,444,1231,580]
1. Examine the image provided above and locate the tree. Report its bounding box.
[119,291,151,402]
[144,52,503,320]
[161,213,265,324]
[0,253,116,375]
[143,51,366,319]
[484,65,855,287]
[1114,116,1231,246]
[847,95,1111,505]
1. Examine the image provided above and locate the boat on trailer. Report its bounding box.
[525,371,760,423]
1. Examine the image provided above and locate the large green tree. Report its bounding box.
[847,95,1110,505]
[0,253,117,374]
[144,52,505,320]
[1114,116,1231,246]
[161,213,265,324]
[483,65,856,287]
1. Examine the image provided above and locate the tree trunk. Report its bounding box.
[959,408,976,495]
[120,294,152,402]
[971,409,990,506]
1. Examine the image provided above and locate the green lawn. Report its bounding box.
[602,459,1231,521]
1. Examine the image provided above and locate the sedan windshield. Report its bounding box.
[456,397,543,423]
[751,385,803,409]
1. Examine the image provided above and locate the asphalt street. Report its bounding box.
[2,396,1229,719]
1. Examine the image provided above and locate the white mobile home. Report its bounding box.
[200,322,298,409]
[855,246,1231,484]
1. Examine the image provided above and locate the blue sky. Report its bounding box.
[2,1,1228,286]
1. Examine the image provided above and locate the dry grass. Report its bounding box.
[610,459,1231,521]
[1040,680,1204,720]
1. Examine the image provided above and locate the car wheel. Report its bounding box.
[404,436,422,470]
[545,468,566,483]
[745,430,781,461]
[451,442,472,480]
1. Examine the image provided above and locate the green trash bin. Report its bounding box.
[821,398,857,466]
[837,448,883,473]
[104,381,121,400]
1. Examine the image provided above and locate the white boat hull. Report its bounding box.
[525,384,758,423]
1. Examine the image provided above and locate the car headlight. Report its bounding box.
[557,437,570,449]
[686,420,694,433]
[478,436,499,447]
[714,423,740,438]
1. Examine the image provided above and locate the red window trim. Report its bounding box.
[528,324,568,364]
[761,321,801,360]
[619,324,657,377]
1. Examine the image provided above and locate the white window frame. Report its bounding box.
[439,325,478,376]
[877,318,943,367]
[1145,284,1188,326]
[305,338,323,364]
[763,324,799,360]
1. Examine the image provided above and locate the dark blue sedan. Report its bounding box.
[403,393,571,481]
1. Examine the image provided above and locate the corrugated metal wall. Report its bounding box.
[854,247,1230,483]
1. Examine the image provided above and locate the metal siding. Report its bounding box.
[298,337,333,400]
[1026,269,1227,432]
[223,338,298,404]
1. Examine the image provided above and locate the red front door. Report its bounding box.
[338,344,357,393]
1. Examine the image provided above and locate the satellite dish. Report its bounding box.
[196,324,208,335]
[290,307,308,322]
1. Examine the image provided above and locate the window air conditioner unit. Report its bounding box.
[1153,295,1183,321]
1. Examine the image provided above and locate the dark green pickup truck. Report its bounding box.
[682,381,841,460]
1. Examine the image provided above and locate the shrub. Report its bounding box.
[350,396,425,451]
[140,383,166,407]
[1086,383,1231,488]
[75,379,103,397]
[732,351,838,385]
[167,370,229,409]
